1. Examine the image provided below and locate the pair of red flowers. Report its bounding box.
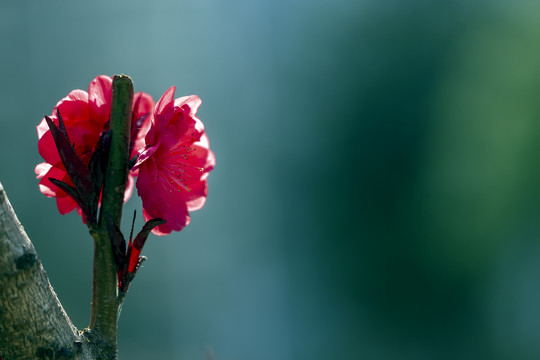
[35,75,215,235]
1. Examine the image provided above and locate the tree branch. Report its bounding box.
[0,182,92,359]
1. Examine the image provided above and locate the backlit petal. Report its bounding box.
[88,75,113,123]
[135,90,214,235]
[56,194,77,215]
[146,86,176,145]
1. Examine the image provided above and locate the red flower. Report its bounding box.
[35,75,154,217]
[133,87,215,235]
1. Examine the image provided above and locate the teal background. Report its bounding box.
[3,0,540,359]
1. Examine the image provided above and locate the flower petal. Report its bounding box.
[142,202,190,236]
[88,75,113,124]
[131,92,155,157]
[124,175,135,203]
[38,166,71,197]
[37,117,50,139]
[193,134,215,170]
[137,159,191,235]
[146,87,176,146]
[133,144,160,169]
[185,180,208,211]
[175,95,202,118]
[35,162,52,179]
[55,90,90,125]
[56,193,78,215]
[37,128,61,166]
[133,92,155,120]
[155,86,176,116]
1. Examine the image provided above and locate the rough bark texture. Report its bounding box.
[0,182,93,359]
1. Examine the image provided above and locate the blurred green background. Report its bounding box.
[2,0,540,359]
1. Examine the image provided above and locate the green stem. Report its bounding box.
[100,75,134,227]
[89,75,133,354]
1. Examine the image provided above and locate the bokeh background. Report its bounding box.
[2,0,540,359]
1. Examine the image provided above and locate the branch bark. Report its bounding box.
[0,182,94,359]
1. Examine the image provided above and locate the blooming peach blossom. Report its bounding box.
[35,75,154,217]
[134,87,215,235]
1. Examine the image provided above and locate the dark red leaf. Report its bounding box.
[45,115,98,222]
[49,178,89,219]
[106,218,127,274]
[88,130,110,195]
[133,218,167,250]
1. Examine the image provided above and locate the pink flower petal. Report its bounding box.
[142,208,187,236]
[146,87,176,146]
[124,175,135,203]
[175,95,202,117]
[133,144,160,169]
[185,180,208,211]
[154,86,176,116]
[191,134,215,171]
[38,167,73,197]
[141,195,190,236]
[133,92,155,119]
[55,90,90,125]
[56,194,77,215]
[35,162,52,179]
[136,157,192,235]
[37,129,61,166]
[36,164,58,197]
[131,92,155,157]
[37,117,50,139]
[88,75,113,123]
